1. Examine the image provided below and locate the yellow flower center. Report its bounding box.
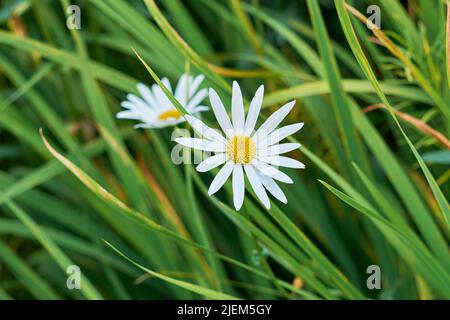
[158,109,181,121]
[226,135,256,164]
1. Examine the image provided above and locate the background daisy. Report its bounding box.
[117,73,208,128]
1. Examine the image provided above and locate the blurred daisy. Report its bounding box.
[176,81,304,210]
[117,74,208,128]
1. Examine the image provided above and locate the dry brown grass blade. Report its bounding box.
[363,104,450,149]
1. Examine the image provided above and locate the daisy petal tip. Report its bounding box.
[234,202,243,211]
[208,87,217,96]
[285,177,294,184]
[195,164,206,173]
[136,82,146,89]
[207,187,217,196]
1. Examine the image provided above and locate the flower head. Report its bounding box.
[176,81,304,210]
[117,73,208,128]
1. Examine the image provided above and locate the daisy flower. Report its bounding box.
[117,73,208,128]
[175,81,304,210]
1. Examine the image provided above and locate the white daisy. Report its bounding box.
[175,81,304,210]
[117,73,208,128]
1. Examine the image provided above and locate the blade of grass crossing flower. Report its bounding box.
[133,49,189,115]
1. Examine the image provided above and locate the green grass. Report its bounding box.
[0,0,448,300]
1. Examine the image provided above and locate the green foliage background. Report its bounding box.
[0,0,449,299]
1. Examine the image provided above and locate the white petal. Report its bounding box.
[253,100,296,137]
[209,88,233,137]
[244,85,264,134]
[232,164,245,210]
[259,123,304,148]
[136,83,157,108]
[258,143,301,156]
[175,74,188,105]
[244,164,271,209]
[259,155,305,169]
[188,74,205,97]
[185,115,227,143]
[116,110,141,120]
[161,77,173,93]
[258,174,287,204]
[208,161,234,195]
[175,137,225,152]
[152,85,175,110]
[127,94,150,112]
[190,106,209,114]
[231,81,245,130]
[196,153,228,172]
[186,88,207,110]
[252,159,293,184]
[120,101,136,110]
